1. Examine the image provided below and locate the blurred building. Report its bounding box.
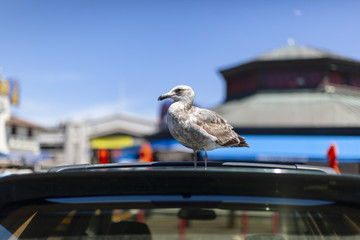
[150,46,360,173]
[0,95,10,157]
[37,124,66,167]
[87,113,156,164]
[0,76,156,169]
[215,45,360,173]
[5,116,45,167]
[217,45,360,127]
[0,77,20,164]
[38,113,157,167]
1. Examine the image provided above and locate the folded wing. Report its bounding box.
[190,107,248,147]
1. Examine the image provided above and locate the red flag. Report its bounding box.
[327,143,340,175]
[139,142,153,162]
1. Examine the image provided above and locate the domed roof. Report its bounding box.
[253,46,357,62]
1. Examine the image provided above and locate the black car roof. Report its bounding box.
[0,161,358,210]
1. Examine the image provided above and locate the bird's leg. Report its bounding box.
[204,150,208,170]
[193,150,197,168]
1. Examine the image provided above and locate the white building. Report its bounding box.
[0,77,19,162]
[38,113,157,166]
[5,116,45,166]
[1,76,156,168]
[0,95,10,157]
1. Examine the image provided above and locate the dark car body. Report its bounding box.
[0,161,359,239]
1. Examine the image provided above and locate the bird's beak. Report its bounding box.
[158,92,172,101]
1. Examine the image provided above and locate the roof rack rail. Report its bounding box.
[48,161,338,175]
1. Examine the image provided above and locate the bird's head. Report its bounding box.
[158,85,195,105]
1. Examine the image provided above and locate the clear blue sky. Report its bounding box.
[1,0,360,127]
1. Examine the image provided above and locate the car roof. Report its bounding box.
[0,163,359,210]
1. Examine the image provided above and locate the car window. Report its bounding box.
[1,196,360,240]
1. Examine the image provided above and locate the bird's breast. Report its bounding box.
[166,108,217,151]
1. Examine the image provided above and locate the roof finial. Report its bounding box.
[287,38,295,47]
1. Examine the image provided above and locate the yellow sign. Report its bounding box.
[11,82,19,105]
[90,136,134,149]
[0,78,19,105]
[0,80,9,95]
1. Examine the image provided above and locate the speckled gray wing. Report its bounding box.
[190,107,249,148]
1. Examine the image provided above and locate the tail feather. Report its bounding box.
[237,135,250,148]
[217,134,250,148]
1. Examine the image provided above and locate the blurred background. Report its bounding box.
[1,0,360,174]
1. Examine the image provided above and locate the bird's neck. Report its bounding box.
[171,100,192,112]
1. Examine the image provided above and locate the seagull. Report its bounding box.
[158,85,249,169]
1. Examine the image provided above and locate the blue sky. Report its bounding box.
[1,0,360,127]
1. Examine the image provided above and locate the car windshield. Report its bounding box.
[1,195,359,240]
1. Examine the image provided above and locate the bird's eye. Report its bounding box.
[175,88,183,94]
